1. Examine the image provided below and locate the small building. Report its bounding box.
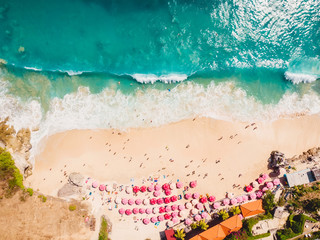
[165,229,176,240]
[219,215,243,234]
[285,168,316,187]
[199,224,228,240]
[312,168,320,181]
[273,207,284,219]
[240,199,265,218]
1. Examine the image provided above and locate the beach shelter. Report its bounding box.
[240,199,265,218]
[190,235,208,240]
[164,229,176,240]
[219,215,243,234]
[199,224,228,240]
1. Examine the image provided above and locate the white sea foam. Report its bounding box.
[132,73,188,84]
[64,70,84,76]
[284,71,318,84]
[24,66,42,71]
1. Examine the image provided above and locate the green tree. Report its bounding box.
[199,219,209,230]
[230,206,241,216]
[218,209,229,220]
[174,229,186,240]
[262,191,275,213]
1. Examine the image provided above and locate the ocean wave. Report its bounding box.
[284,71,319,84]
[131,73,188,84]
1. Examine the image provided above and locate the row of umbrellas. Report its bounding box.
[245,174,280,192]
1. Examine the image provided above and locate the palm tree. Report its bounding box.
[230,206,241,215]
[198,219,209,230]
[191,222,199,230]
[218,209,229,220]
[174,229,186,240]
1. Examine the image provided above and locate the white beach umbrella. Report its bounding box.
[167,221,174,227]
[152,207,159,214]
[191,199,198,206]
[227,192,234,198]
[169,183,175,190]
[106,185,112,192]
[185,202,192,209]
[143,199,149,205]
[191,209,198,215]
[126,186,132,194]
[252,181,259,188]
[115,197,121,204]
[179,210,188,218]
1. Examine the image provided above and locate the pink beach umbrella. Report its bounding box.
[143,218,150,225]
[150,216,157,223]
[261,173,268,180]
[257,177,264,184]
[236,196,243,203]
[153,207,159,214]
[200,197,207,203]
[153,191,161,197]
[140,186,147,193]
[190,181,197,188]
[135,199,142,205]
[159,206,165,213]
[165,189,171,196]
[171,212,178,218]
[267,181,274,189]
[164,197,171,204]
[165,206,172,212]
[196,203,204,210]
[184,193,192,200]
[193,193,200,199]
[92,182,98,188]
[185,202,192,209]
[164,213,171,220]
[201,212,209,219]
[128,199,135,205]
[242,195,249,202]
[121,198,128,205]
[172,217,179,224]
[170,195,178,202]
[139,208,145,214]
[231,198,237,205]
[250,192,257,200]
[157,215,164,221]
[262,187,268,192]
[176,182,183,189]
[171,204,178,211]
[208,196,216,202]
[125,209,132,215]
[185,218,192,225]
[133,208,139,214]
[194,214,201,221]
[223,198,230,206]
[178,205,185,211]
[154,184,161,191]
[273,178,281,185]
[133,186,140,193]
[99,184,105,191]
[213,202,221,209]
[147,185,154,192]
[119,208,125,215]
[256,191,263,198]
[146,208,152,214]
[150,198,156,205]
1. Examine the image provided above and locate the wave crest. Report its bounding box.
[284,71,318,84]
[131,73,188,84]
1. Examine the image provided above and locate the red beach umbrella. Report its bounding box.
[164,213,171,220]
[165,189,171,196]
[157,198,164,205]
[246,185,253,192]
[162,183,170,190]
[200,197,207,203]
[150,198,156,205]
[208,196,215,202]
[171,204,178,211]
[133,186,140,193]
[125,209,132,215]
[159,206,165,213]
[164,197,171,204]
[140,186,147,192]
[170,195,178,202]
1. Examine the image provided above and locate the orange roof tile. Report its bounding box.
[240,199,265,218]
[199,224,228,240]
[189,235,208,240]
[220,215,243,233]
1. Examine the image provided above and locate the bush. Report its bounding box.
[69,204,76,211]
[38,195,47,202]
[26,188,33,196]
[174,228,186,240]
[230,206,241,216]
[262,191,275,213]
[99,216,108,240]
[302,198,320,213]
[243,218,259,236]
[198,219,209,230]
[276,228,296,240]
[218,209,229,220]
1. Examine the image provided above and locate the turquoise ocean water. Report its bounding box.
[0,0,320,150]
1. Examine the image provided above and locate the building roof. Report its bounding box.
[312,168,320,181]
[273,207,284,219]
[285,168,315,187]
[199,224,228,240]
[240,199,265,218]
[189,235,208,240]
[219,215,243,233]
[165,229,176,240]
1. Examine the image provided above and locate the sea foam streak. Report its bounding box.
[132,74,188,84]
[284,71,318,84]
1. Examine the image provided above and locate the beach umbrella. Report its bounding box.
[176,182,183,189]
[201,212,209,219]
[262,187,268,192]
[191,209,198,215]
[227,192,234,198]
[191,199,198,205]
[140,186,147,193]
[106,185,112,192]
[164,197,171,204]
[121,198,128,205]
[236,196,243,203]
[139,208,146,214]
[193,193,200,199]
[171,204,178,211]
[133,186,140,193]
[213,202,221,209]
[223,198,230,206]
[165,189,171,196]
[208,196,216,202]
[200,197,207,203]
[99,184,105,191]
[273,178,281,185]
[159,206,165,213]
[172,217,179,223]
[185,202,192,209]
[147,185,154,192]
[154,184,161,191]
[190,181,197,188]
[133,208,139,214]
[153,191,161,197]
[126,186,132,194]
[246,185,253,192]
[167,221,174,227]
[150,216,157,223]
[178,204,185,211]
[165,206,172,212]
[250,193,257,200]
[171,212,178,217]
[135,199,142,205]
[184,193,192,200]
[162,183,170,190]
[92,182,98,188]
[146,208,152,214]
[170,195,178,202]
[115,197,121,204]
[128,199,135,205]
[143,218,150,225]
[231,198,237,205]
[164,213,171,220]
[158,215,165,222]
[267,181,274,189]
[257,177,264,184]
[242,195,249,202]
[256,191,263,198]
[196,203,204,210]
[150,198,156,205]
[252,181,259,188]
[261,173,268,180]
[179,210,188,218]
[143,199,149,205]
[169,183,175,190]
[119,208,125,215]
[185,218,192,225]
[153,207,159,214]
[125,209,132,215]
[194,214,201,221]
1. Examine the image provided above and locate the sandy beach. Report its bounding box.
[26,115,320,239]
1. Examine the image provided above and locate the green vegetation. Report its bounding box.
[0,147,24,197]
[225,230,270,240]
[198,219,209,231]
[38,194,47,202]
[98,216,108,240]
[69,204,76,211]
[26,188,33,196]
[174,228,186,240]
[230,206,241,216]
[190,222,199,230]
[262,191,275,214]
[302,198,320,213]
[243,213,273,237]
[218,209,229,220]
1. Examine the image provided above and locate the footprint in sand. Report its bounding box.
[218,137,223,141]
